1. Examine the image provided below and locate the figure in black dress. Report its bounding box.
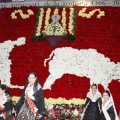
[0,84,12,120]
[13,72,46,120]
[99,90,119,120]
[81,84,102,120]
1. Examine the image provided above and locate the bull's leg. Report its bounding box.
[43,73,63,90]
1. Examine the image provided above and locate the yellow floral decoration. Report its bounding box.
[11,9,34,19]
[54,8,59,15]
[42,9,67,36]
[61,8,67,30]
[33,7,76,40]
[36,8,44,36]
[44,8,51,29]
[68,7,75,35]
[78,8,105,18]
[12,96,85,105]
[42,23,66,36]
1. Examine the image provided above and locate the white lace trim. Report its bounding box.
[87,91,101,102]
[0,93,7,105]
[25,83,35,100]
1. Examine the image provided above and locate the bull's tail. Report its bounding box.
[44,50,55,66]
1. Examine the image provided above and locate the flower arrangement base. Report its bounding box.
[45,104,83,119]
[45,36,64,47]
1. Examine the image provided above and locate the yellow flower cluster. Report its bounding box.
[12,96,85,105]
[44,8,51,29]
[68,8,74,35]
[54,8,59,14]
[61,8,66,30]
[36,8,44,36]
[42,23,66,36]
[11,9,34,19]
[78,8,105,18]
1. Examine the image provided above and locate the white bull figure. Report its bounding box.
[43,47,120,90]
[0,37,25,89]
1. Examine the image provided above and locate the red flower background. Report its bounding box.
[0,6,120,112]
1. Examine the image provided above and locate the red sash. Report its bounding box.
[0,105,6,119]
[26,93,38,117]
[0,105,15,120]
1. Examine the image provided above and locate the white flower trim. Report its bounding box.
[0,37,26,89]
[43,47,120,90]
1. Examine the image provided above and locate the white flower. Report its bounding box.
[67,109,70,113]
[46,104,54,110]
[73,109,79,116]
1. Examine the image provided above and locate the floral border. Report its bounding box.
[12,96,85,104]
